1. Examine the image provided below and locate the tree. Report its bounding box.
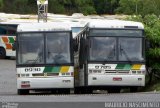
[0,0,3,10]
[93,0,119,14]
[127,15,160,83]
[139,0,160,16]
[116,0,138,14]
[13,0,29,14]
[74,0,96,15]
[48,0,65,14]
[116,0,160,16]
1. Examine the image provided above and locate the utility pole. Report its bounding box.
[135,0,138,14]
[37,0,48,22]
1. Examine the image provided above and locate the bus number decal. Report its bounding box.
[95,66,111,69]
[25,68,41,72]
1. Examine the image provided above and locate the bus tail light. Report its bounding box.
[61,72,73,76]
[21,81,30,88]
[113,77,122,81]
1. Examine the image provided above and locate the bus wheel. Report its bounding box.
[17,89,29,95]
[80,88,92,94]
[63,89,70,94]
[74,88,81,94]
[0,48,6,59]
[130,87,138,92]
[108,88,120,93]
[51,90,57,94]
[57,89,70,94]
[84,88,93,94]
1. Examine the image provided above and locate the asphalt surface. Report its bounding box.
[0,59,160,108]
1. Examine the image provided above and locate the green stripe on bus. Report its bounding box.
[116,64,132,70]
[123,64,132,70]
[116,64,125,69]
[52,67,61,73]
[43,67,61,73]
[8,37,15,44]
[43,67,53,73]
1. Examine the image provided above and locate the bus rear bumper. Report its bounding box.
[17,77,74,89]
[88,74,145,87]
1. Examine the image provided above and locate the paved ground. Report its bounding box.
[0,59,17,95]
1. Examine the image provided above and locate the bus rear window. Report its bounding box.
[0,24,17,35]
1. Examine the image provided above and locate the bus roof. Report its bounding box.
[88,19,144,29]
[68,21,88,38]
[0,22,19,25]
[17,22,72,32]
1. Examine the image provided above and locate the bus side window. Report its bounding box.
[7,25,17,35]
[0,25,7,35]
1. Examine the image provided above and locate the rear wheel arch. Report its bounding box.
[0,47,6,59]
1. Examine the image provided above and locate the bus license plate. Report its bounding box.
[113,77,122,81]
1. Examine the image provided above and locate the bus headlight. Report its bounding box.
[61,72,73,76]
[131,70,146,74]
[20,74,30,77]
[21,81,30,88]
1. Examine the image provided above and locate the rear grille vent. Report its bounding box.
[105,70,130,74]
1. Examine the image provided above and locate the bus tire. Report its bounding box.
[57,89,70,94]
[74,88,81,94]
[0,48,6,59]
[130,87,138,92]
[51,90,57,94]
[108,88,120,93]
[17,89,29,95]
[84,88,93,94]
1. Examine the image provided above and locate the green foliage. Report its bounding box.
[1,0,160,15]
[116,0,160,16]
[13,0,28,14]
[127,14,160,77]
[93,0,119,14]
[0,0,118,15]
[74,0,96,15]
[0,0,3,10]
[126,15,143,22]
[79,6,96,15]
[116,0,136,14]
[2,0,37,14]
[148,48,160,60]
[48,0,65,14]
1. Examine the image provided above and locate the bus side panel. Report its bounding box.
[17,77,74,89]
[0,35,16,57]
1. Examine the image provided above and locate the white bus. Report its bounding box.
[74,20,146,93]
[15,22,74,95]
[0,23,17,58]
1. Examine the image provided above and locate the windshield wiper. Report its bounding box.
[120,45,132,63]
[25,57,40,65]
[25,52,42,65]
